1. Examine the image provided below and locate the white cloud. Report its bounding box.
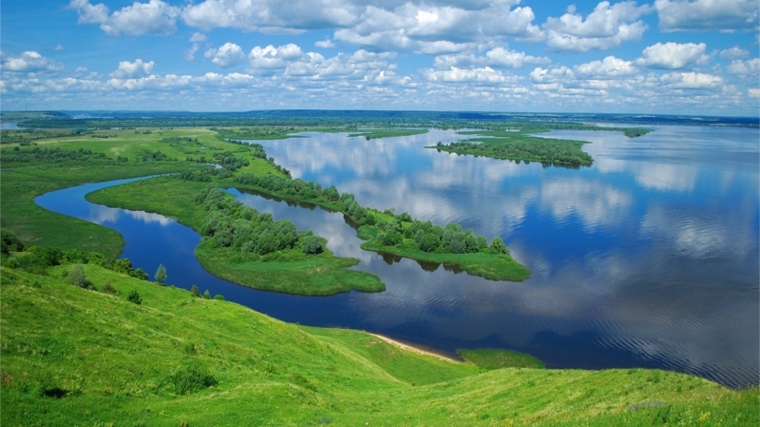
[334,2,540,53]
[184,44,200,61]
[249,44,305,70]
[1,51,63,73]
[433,47,550,69]
[749,88,760,98]
[636,42,709,69]
[660,71,723,88]
[189,32,207,43]
[655,0,759,31]
[315,39,336,49]
[542,1,651,52]
[53,45,65,51]
[726,58,760,75]
[719,46,750,59]
[205,43,247,68]
[423,66,516,84]
[110,59,155,78]
[181,0,359,32]
[575,56,637,78]
[69,0,179,36]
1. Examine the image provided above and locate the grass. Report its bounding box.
[2,264,756,426]
[195,243,385,295]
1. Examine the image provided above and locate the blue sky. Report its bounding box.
[1,0,758,115]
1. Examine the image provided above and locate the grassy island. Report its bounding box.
[1,253,756,426]
[430,126,651,167]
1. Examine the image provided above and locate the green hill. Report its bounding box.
[1,264,756,426]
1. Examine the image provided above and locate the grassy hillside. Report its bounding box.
[2,264,756,426]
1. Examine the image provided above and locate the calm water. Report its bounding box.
[35,126,759,389]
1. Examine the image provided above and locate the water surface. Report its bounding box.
[36,126,759,389]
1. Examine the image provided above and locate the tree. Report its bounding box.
[301,235,324,255]
[66,264,90,288]
[190,284,200,297]
[155,264,167,285]
[490,237,508,254]
[203,290,211,299]
[418,233,441,253]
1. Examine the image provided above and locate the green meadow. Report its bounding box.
[1,264,756,426]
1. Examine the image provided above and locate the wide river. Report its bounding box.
[36,126,759,389]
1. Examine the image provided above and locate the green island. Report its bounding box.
[429,126,652,167]
[1,112,756,426]
[0,242,756,426]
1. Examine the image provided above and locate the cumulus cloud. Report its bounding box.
[433,47,550,69]
[655,0,759,32]
[542,1,651,52]
[660,71,723,88]
[189,32,207,43]
[334,2,540,53]
[205,43,247,68]
[574,56,637,78]
[423,66,516,85]
[1,51,63,73]
[636,42,709,69]
[110,59,155,78]
[69,0,179,36]
[726,58,760,75]
[181,0,358,32]
[249,44,304,69]
[719,46,750,59]
[315,39,336,49]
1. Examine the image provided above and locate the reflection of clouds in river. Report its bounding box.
[539,179,632,231]
[640,203,755,259]
[126,210,175,226]
[87,205,121,224]
[633,163,699,192]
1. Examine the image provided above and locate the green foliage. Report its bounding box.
[1,230,24,255]
[190,284,200,297]
[301,235,325,254]
[155,264,167,285]
[213,294,225,301]
[169,362,217,395]
[202,290,210,299]
[1,147,110,163]
[127,289,142,305]
[65,264,93,289]
[456,348,545,370]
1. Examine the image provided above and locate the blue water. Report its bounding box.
[35,125,759,389]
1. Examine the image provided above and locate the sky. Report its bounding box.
[1,0,758,115]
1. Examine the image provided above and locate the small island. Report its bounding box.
[429,126,652,167]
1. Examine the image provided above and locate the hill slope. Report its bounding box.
[1,265,756,426]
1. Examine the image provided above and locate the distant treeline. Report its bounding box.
[12,110,757,130]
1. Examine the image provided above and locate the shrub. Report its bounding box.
[66,264,94,289]
[213,294,225,301]
[301,235,324,254]
[169,363,217,395]
[127,290,142,305]
[1,230,25,255]
[190,284,200,297]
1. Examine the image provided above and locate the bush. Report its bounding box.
[66,264,94,289]
[127,290,142,305]
[301,235,325,254]
[190,284,200,297]
[1,230,24,255]
[169,363,217,395]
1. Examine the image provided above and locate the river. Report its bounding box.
[35,126,759,389]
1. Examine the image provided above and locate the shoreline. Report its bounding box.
[369,333,461,364]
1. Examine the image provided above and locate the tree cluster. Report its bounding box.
[194,187,325,256]
[2,147,109,163]
[235,173,339,203]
